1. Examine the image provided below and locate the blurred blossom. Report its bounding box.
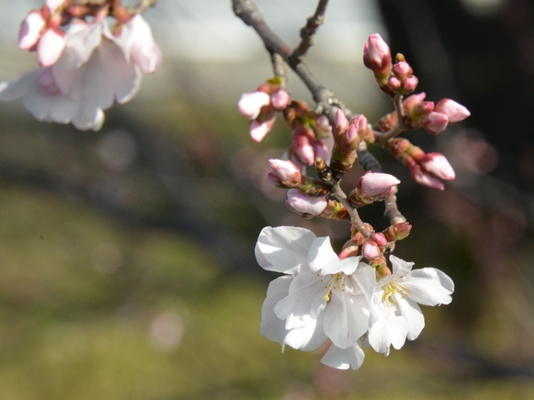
[149,311,184,352]
[91,243,123,274]
[491,204,527,243]
[460,0,504,17]
[447,130,498,175]
[98,129,138,171]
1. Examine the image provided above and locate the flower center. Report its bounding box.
[382,281,408,305]
[36,69,61,96]
[322,273,347,302]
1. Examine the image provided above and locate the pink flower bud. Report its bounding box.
[238,91,271,120]
[312,139,329,163]
[249,114,276,142]
[388,76,401,91]
[343,124,358,146]
[270,89,290,111]
[268,159,301,184]
[410,165,444,190]
[392,61,412,79]
[293,133,315,165]
[316,115,331,133]
[285,189,327,218]
[363,33,391,69]
[351,114,368,133]
[18,11,46,50]
[370,232,388,247]
[357,172,400,197]
[333,108,348,134]
[435,99,470,124]
[402,76,418,93]
[415,101,435,117]
[403,92,426,112]
[37,28,66,67]
[421,112,448,135]
[362,241,380,259]
[420,152,455,180]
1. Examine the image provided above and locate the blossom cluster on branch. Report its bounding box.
[233,0,470,370]
[0,0,161,130]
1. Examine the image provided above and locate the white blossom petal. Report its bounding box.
[308,237,360,275]
[260,276,292,346]
[256,226,316,274]
[395,295,424,341]
[284,310,327,351]
[275,271,325,329]
[321,341,365,370]
[324,290,369,349]
[390,255,414,277]
[403,268,454,306]
[368,300,408,355]
[0,71,38,101]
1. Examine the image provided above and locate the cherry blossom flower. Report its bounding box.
[0,14,162,131]
[256,226,375,370]
[368,255,454,356]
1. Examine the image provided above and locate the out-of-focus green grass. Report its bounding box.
[0,183,532,400]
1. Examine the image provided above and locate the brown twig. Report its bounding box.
[332,183,371,238]
[290,0,330,64]
[270,52,288,87]
[375,94,406,143]
[232,0,354,121]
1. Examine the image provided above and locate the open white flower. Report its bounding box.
[256,226,375,370]
[368,255,454,355]
[0,14,161,131]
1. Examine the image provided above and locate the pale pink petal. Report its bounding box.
[18,11,46,50]
[308,237,360,276]
[37,28,66,67]
[285,189,327,218]
[250,114,276,142]
[59,20,103,68]
[403,268,454,306]
[238,91,271,120]
[389,255,414,277]
[0,71,39,101]
[285,311,327,351]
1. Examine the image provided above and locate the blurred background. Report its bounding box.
[0,0,533,399]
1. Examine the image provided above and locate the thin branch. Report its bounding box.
[232,0,354,121]
[127,0,158,14]
[375,94,406,142]
[332,183,372,238]
[384,192,406,225]
[290,0,330,64]
[270,52,288,87]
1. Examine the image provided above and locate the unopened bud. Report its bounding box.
[333,108,348,137]
[410,164,445,190]
[270,89,291,111]
[403,92,426,113]
[312,139,329,164]
[238,91,271,120]
[420,112,448,135]
[363,33,392,72]
[315,115,332,134]
[420,152,455,180]
[402,76,418,94]
[370,255,387,271]
[268,159,301,186]
[388,76,401,91]
[285,189,327,218]
[357,172,400,197]
[392,61,412,79]
[435,99,470,124]
[293,132,315,166]
[362,241,380,259]
[370,232,388,247]
[339,240,359,259]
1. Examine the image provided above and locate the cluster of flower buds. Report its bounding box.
[0,0,162,131]
[238,79,291,142]
[387,138,455,190]
[363,34,419,96]
[403,93,471,135]
[329,110,374,179]
[388,55,418,95]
